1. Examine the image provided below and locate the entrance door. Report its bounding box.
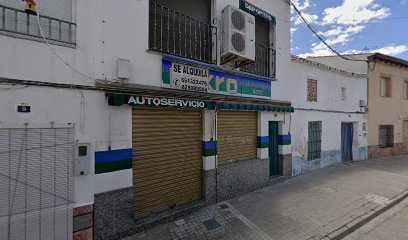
[403,121,408,153]
[341,123,354,161]
[269,121,279,176]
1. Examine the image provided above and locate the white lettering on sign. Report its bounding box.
[127,96,205,109]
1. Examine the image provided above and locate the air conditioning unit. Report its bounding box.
[220,5,255,66]
[359,100,367,108]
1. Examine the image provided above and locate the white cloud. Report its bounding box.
[322,0,390,26]
[296,0,391,57]
[294,12,319,25]
[292,0,319,25]
[298,44,408,58]
[372,45,408,56]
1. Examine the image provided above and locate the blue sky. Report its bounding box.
[291,0,408,60]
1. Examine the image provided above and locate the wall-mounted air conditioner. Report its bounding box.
[359,100,368,112]
[220,5,255,66]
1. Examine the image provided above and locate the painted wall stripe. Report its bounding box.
[95,159,132,174]
[257,136,269,149]
[95,149,132,163]
[278,135,291,145]
[203,141,218,157]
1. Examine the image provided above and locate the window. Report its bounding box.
[149,0,213,63]
[308,121,322,160]
[0,0,75,45]
[341,87,346,100]
[380,77,391,97]
[379,125,394,148]
[240,16,274,77]
[307,79,318,102]
[403,81,408,100]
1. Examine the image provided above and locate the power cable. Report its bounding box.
[290,1,368,62]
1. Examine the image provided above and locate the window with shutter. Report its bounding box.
[379,125,394,148]
[0,0,75,44]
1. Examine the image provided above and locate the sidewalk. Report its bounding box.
[122,155,408,240]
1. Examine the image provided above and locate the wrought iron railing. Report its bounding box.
[149,2,216,64]
[241,43,275,78]
[0,4,76,45]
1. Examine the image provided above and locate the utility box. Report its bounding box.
[74,143,90,176]
[117,58,131,79]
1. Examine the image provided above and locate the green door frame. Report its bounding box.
[269,121,279,176]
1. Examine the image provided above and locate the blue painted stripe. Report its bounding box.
[257,136,269,143]
[278,135,291,142]
[95,149,132,163]
[162,59,172,72]
[202,141,218,149]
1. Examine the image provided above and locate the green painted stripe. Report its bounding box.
[162,72,170,84]
[203,148,217,157]
[278,140,291,145]
[257,142,269,148]
[95,159,132,174]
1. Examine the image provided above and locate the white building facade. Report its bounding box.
[290,56,368,176]
[0,0,294,239]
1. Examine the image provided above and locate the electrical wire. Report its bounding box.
[290,1,368,62]
[33,0,107,85]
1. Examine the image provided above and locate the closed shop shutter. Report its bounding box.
[133,108,203,218]
[0,127,74,240]
[218,111,257,163]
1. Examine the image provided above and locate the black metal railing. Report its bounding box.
[241,43,275,78]
[149,2,216,64]
[0,4,76,45]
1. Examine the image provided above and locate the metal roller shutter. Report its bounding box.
[132,108,203,218]
[0,127,74,240]
[218,111,257,163]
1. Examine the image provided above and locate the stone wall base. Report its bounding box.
[204,158,270,202]
[368,143,406,159]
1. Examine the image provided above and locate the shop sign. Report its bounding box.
[107,93,206,109]
[164,61,209,92]
[239,0,276,24]
[162,60,271,100]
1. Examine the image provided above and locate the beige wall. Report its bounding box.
[367,61,408,149]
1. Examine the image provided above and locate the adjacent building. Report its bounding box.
[0,0,294,239]
[290,56,368,176]
[311,54,408,159]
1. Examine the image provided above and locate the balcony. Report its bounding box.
[241,43,276,78]
[0,4,76,46]
[148,2,275,78]
[149,2,216,64]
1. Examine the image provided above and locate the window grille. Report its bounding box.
[308,121,322,160]
[379,125,394,148]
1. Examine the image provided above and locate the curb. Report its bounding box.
[329,189,408,240]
